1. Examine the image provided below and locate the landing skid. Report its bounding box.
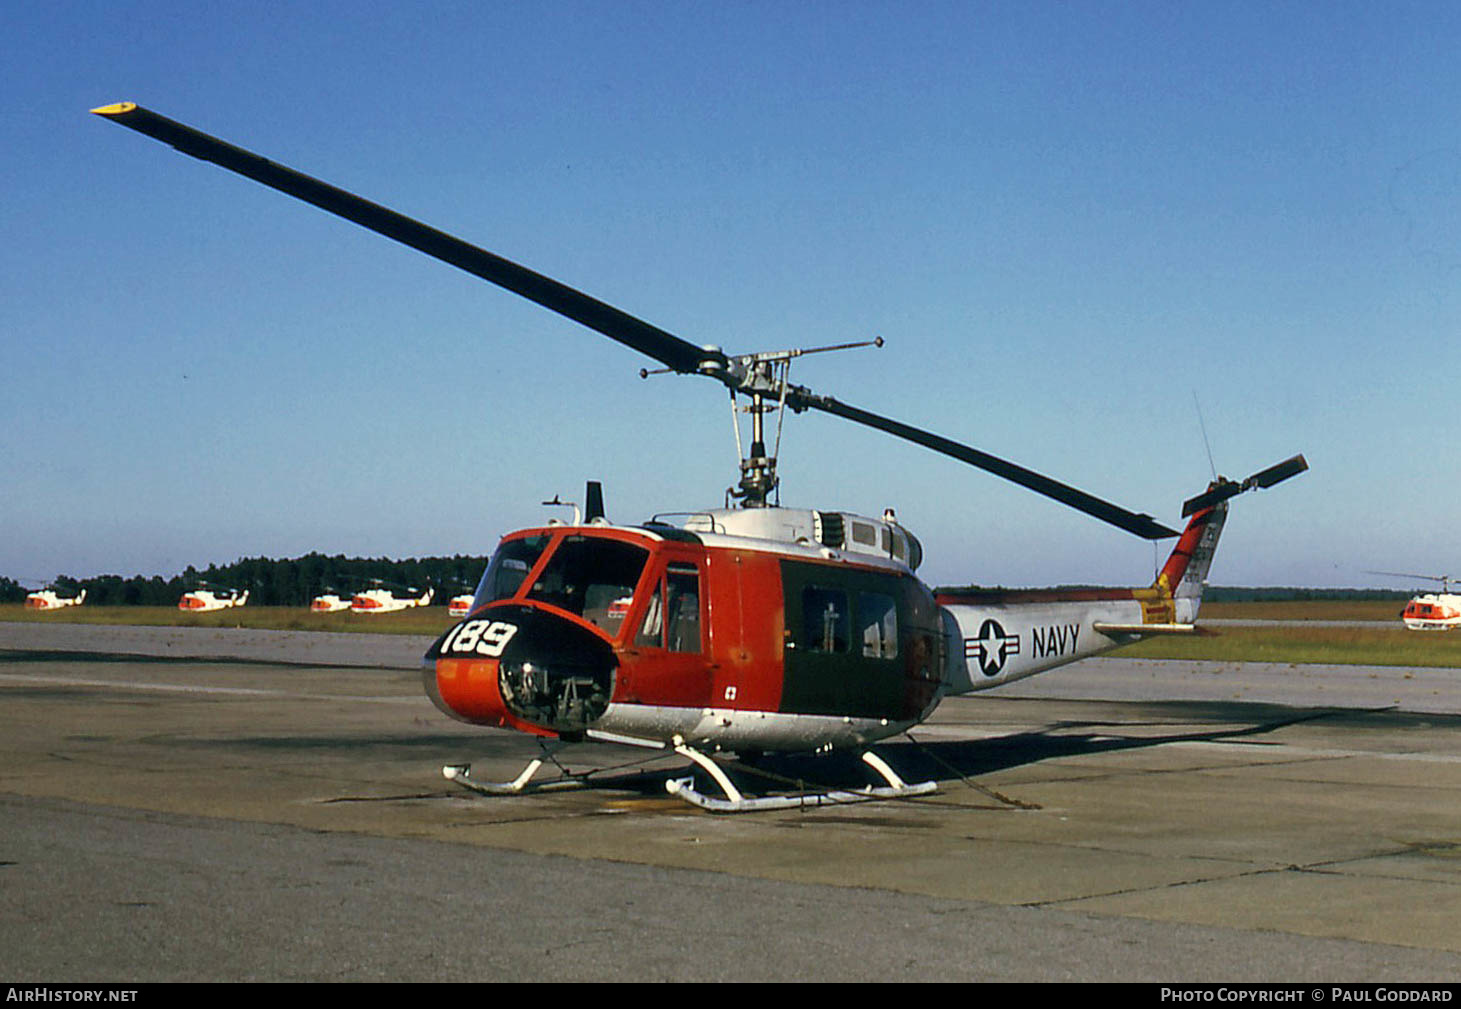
[665,745,937,813]
[442,738,938,812]
[442,739,591,795]
[442,760,590,795]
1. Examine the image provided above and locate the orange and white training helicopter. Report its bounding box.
[351,581,435,615]
[1369,572,1461,631]
[178,583,249,612]
[95,103,1307,811]
[24,585,86,611]
[310,590,351,613]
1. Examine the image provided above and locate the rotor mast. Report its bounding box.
[686,338,883,508]
[732,366,784,508]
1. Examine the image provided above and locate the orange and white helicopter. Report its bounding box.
[178,584,249,612]
[24,585,86,611]
[350,581,434,615]
[310,590,352,613]
[95,103,1307,811]
[1370,572,1461,631]
[448,594,476,618]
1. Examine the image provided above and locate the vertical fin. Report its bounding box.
[1155,502,1228,623]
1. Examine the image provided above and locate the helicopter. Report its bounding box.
[351,581,435,614]
[93,102,1307,811]
[178,583,249,612]
[24,584,86,611]
[310,590,352,613]
[433,577,481,618]
[1367,572,1461,631]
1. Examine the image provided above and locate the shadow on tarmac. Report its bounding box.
[422,699,1461,809]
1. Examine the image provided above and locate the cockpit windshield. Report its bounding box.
[525,535,649,637]
[471,534,551,611]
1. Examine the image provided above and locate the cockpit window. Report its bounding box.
[526,536,650,636]
[473,534,551,610]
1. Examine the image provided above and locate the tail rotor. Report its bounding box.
[1181,455,1309,518]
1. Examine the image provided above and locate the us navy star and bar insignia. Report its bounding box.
[966,618,1021,676]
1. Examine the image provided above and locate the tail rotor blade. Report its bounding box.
[1246,454,1308,490]
[1181,480,1241,518]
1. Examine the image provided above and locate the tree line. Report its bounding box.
[0,553,491,607]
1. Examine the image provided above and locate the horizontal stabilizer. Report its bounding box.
[1092,622,1202,637]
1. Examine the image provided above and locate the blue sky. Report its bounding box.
[5,1,1460,590]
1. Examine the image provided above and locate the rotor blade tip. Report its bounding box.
[90,102,137,117]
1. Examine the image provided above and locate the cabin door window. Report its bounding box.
[635,563,703,653]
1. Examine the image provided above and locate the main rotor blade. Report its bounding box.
[1365,570,1452,583]
[94,102,1182,539]
[787,390,1180,539]
[91,102,713,375]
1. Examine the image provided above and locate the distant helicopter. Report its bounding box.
[178,584,249,612]
[434,577,480,618]
[310,590,352,613]
[24,585,86,611]
[94,103,1307,811]
[350,581,434,615]
[1368,572,1461,631]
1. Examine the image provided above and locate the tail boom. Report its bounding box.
[936,502,1227,695]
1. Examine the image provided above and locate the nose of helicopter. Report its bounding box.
[424,605,618,736]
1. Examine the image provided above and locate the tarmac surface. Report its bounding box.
[2,620,1459,981]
